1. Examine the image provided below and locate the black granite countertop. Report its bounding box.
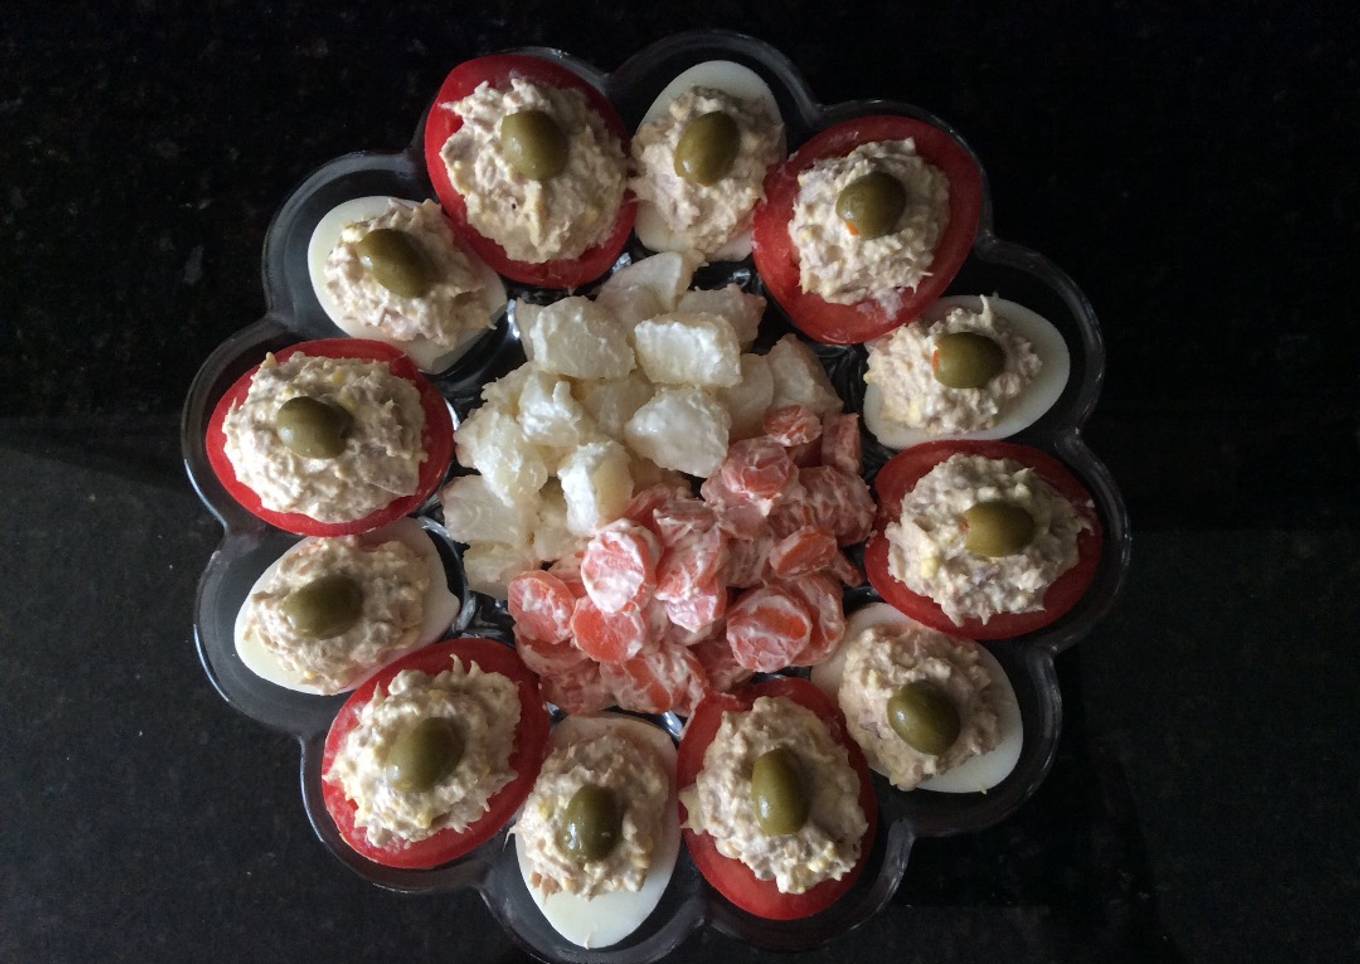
[2,3,1357,961]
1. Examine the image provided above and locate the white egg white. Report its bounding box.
[635,60,784,262]
[514,714,680,949]
[863,295,1071,449]
[305,195,507,373]
[233,517,461,695]
[810,602,1023,794]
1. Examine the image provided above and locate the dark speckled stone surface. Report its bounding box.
[2,2,1358,961]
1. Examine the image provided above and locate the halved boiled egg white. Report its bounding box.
[233,517,462,695]
[635,60,784,262]
[514,714,680,949]
[864,295,1071,450]
[810,602,1023,794]
[306,195,507,373]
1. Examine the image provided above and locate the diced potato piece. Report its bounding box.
[514,302,544,360]
[624,387,731,478]
[598,252,698,313]
[521,296,634,379]
[716,352,775,440]
[532,479,583,562]
[517,370,595,448]
[766,334,842,415]
[575,371,655,439]
[558,439,634,536]
[455,404,549,506]
[479,363,533,414]
[595,283,665,329]
[632,313,742,388]
[677,286,766,350]
[463,543,536,599]
[440,474,535,546]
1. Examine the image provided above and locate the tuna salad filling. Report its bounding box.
[325,656,521,847]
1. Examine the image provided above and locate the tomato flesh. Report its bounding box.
[677,676,878,921]
[320,637,549,870]
[865,440,1104,640]
[752,115,982,344]
[204,338,452,537]
[422,54,635,289]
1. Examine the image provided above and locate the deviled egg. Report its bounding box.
[306,196,506,372]
[234,517,462,695]
[631,61,785,261]
[514,714,680,949]
[863,295,1070,448]
[811,602,1023,793]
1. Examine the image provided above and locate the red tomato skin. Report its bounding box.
[204,339,453,537]
[676,676,878,920]
[866,440,1104,640]
[422,54,635,288]
[321,638,549,870]
[752,115,983,344]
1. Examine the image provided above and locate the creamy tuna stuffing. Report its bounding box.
[789,139,950,310]
[242,536,429,693]
[885,453,1092,624]
[324,199,498,348]
[866,298,1042,435]
[630,87,783,258]
[222,353,427,523]
[682,696,865,894]
[516,729,669,898]
[440,78,626,263]
[838,622,999,789]
[325,656,521,847]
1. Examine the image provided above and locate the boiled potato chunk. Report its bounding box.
[624,387,731,478]
[455,404,549,507]
[716,352,775,440]
[598,252,698,313]
[520,296,635,380]
[766,334,842,415]
[532,479,582,562]
[677,285,766,350]
[632,312,742,388]
[480,363,533,414]
[595,282,665,329]
[463,543,536,599]
[575,371,655,440]
[517,370,595,448]
[440,474,536,547]
[558,439,634,536]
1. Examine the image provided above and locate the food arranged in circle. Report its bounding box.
[190,39,1123,953]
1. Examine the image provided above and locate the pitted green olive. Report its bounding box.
[834,171,907,239]
[887,681,961,756]
[963,500,1036,557]
[750,746,809,836]
[275,396,353,459]
[562,784,622,861]
[387,718,465,792]
[355,227,435,298]
[931,331,1007,389]
[673,110,741,185]
[281,573,364,639]
[501,109,569,181]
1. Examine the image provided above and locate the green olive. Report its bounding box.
[834,171,907,239]
[931,332,1007,389]
[673,111,741,186]
[275,395,353,459]
[501,109,569,181]
[750,747,810,836]
[280,573,364,639]
[963,500,1036,557]
[387,718,465,792]
[561,784,622,862]
[887,681,961,756]
[355,227,434,299]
